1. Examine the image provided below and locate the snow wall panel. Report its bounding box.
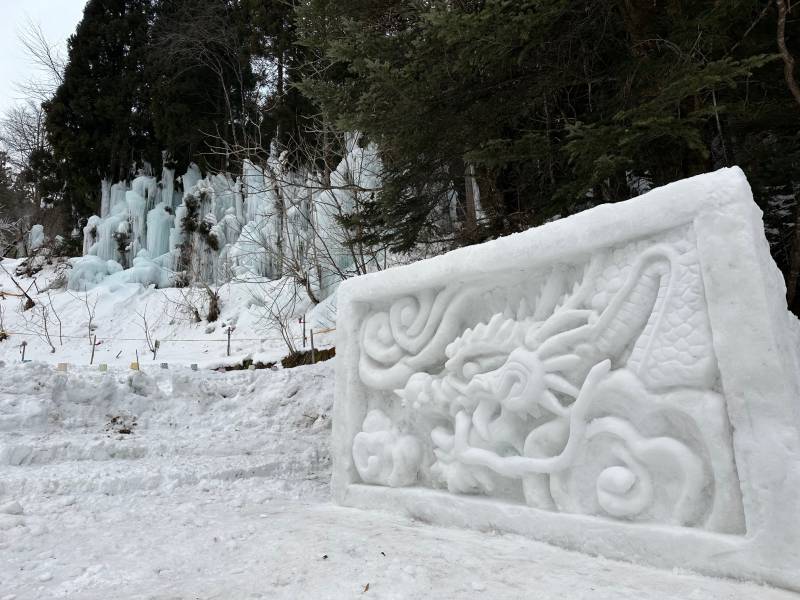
[332,167,800,590]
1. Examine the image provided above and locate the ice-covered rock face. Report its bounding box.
[78,137,382,296]
[333,167,800,590]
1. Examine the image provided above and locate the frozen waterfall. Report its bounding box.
[72,138,383,296]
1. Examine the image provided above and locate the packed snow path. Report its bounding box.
[0,362,795,599]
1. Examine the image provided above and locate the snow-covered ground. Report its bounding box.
[1,260,798,599]
[0,258,334,369]
[1,361,797,600]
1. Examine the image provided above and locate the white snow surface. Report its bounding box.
[0,360,796,600]
[0,258,334,369]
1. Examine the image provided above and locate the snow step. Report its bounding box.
[0,452,326,500]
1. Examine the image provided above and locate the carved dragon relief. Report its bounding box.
[351,228,746,534]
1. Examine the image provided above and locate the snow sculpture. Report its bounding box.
[352,409,422,487]
[333,167,800,590]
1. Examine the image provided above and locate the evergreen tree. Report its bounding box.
[299,0,800,256]
[0,152,17,214]
[245,0,323,164]
[19,147,64,209]
[45,0,158,216]
[147,0,257,173]
[32,0,800,308]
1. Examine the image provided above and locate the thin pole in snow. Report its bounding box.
[227,328,231,357]
[90,335,97,365]
[310,329,315,364]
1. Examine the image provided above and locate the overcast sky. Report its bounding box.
[0,0,86,115]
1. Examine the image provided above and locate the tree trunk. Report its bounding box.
[776,0,800,108]
[463,162,479,240]
[276,50,285,143]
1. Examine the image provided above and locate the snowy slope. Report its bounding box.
[0,361,797,599]
[0,258,334,369]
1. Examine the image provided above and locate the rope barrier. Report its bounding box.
[0,331,288,343]
[0,327,336,344]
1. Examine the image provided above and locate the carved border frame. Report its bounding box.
[332,167,800,590]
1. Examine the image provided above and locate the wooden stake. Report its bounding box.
[0,263,35,310]
[310,329,315,364]
[90,335,97,365]
[227,327,232,357]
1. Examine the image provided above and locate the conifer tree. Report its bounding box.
[45,0,157,215]
[0,152,17,214]
[147,0,256,173]
[299,0,800,257]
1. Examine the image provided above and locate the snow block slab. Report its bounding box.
[333,167,800,590]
